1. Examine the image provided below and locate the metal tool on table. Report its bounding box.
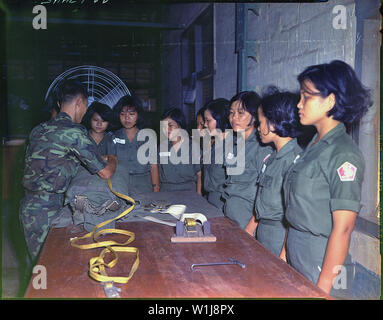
[171,212,216,243]
[142,204,216,243]
[190,258,246,271]
[143,200,172,213]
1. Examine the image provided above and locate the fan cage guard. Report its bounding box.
[44,65,131,109]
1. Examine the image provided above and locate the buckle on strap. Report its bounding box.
[102,281,121,298]
[74,195,87,212]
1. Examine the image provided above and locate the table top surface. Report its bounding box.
[25,200,329,299]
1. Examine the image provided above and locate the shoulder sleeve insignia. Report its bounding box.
[337,161,357,182]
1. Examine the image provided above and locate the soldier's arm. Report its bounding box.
[316,210,357,294]
[97,154,118,179]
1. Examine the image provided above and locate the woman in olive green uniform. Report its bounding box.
[158,108,202,194]
[202,99,230,210]
[223,91,272,231]
[283,60,372,298]
[81,101,116,155]
[255,88,302,257]
[110,95,160,195]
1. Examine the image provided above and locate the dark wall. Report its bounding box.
[2,1,165,139]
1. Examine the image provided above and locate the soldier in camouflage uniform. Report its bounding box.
[20,79,118,261]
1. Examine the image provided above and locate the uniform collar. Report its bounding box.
[246,128,257,142]
[234,127,257,144]
[117,127,137,142]
[115,127,126,138]
[55,112,73,121]
[275,138,298,159]
[309,122,346,148]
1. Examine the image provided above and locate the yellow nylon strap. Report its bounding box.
[70,179,139,286]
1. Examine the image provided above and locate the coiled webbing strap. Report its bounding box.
[70,179,139,287]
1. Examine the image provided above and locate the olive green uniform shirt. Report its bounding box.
[223,130,273,229]
[255,138,302,221]
[91,131,116,155]
[202,139,226,209]
[109,128,153,193]
[283,123,365,238]
[158,139,201,192]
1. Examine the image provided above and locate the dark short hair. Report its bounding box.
[112,95,145,129]
[204,98,230,131]
[196,106,207,119]
[260,86,302,138]
[81,101,113,131]
[161,107,187,130]
[192,106,207,131]
[230,91,262,127]
[55,79,88,106]
[297,60,372,124]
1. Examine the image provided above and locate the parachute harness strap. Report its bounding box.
[70,179,139,291]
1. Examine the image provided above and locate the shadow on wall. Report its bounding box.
[2,142,33,298]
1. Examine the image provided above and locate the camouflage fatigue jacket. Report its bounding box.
[22,112,106,194]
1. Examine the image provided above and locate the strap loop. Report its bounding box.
[70,179,139,287]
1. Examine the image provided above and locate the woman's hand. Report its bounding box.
[244,217,258,236]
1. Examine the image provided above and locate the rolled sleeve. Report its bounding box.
[330,198,362,213]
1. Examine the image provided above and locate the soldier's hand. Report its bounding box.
[98,155,118,179]
[107,154,118,164]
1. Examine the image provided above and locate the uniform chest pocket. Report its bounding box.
[290,168,315,196]
[228,168,258,184]
[258,174,273,188]
[115,143,129,158]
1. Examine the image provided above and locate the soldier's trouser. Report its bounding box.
[256,219,286,257]
[223,196,253,230]
[286,227,355,299]
[19,191,64,261]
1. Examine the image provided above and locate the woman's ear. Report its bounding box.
[268,122,276,135]
[325,93,336,111]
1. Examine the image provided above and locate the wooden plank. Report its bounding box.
[25,217,329,299]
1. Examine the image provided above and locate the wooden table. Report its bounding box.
[25,215,329,299]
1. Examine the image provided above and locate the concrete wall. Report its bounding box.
[213,3,237,100]
[162,3,238,113]
[246,0,356,93]
[357,15,380,224]
[162,3,210,115]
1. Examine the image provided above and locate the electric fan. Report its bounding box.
[44,65,131,109]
